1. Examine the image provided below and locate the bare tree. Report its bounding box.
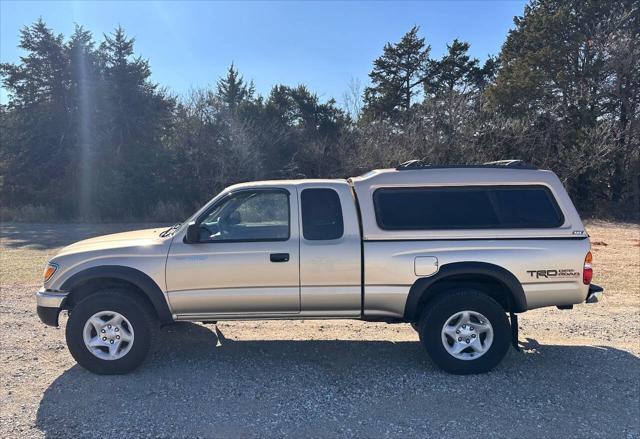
[342,77,363,120]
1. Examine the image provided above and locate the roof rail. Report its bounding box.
[395,159,537,171]
[396,160,425,169]
[482,160,536,169]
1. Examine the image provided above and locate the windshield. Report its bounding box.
[162,189,229,237]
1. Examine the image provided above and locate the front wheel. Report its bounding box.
[65,290,156,374]
[418,289,511,374]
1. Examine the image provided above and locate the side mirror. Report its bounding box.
[185,222,200,243]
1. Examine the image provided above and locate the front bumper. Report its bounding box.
[586,284,604,304]
[36,288,68,326]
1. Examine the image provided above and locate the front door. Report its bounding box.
[165,187,300,318]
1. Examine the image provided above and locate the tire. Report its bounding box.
[418,289,510,375]
[65,289,156,374]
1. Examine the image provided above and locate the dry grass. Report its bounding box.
[583,220,640,307]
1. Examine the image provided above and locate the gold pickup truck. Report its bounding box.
[36,160,603,375]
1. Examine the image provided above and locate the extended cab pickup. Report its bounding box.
[36,161,603,374]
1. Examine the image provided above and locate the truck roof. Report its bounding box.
[228,161,546,189]
[349,166,554,186]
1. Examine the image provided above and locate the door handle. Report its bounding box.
[270,253,290,263]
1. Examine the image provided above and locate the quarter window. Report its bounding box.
[373,186,563,230]
[301,188,344,240]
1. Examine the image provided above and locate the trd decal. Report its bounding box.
[526,269,580,279]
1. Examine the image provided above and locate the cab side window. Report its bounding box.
[301,188,344,240]
[199,190,290,242]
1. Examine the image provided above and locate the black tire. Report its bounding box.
[65,289,156,374]
[418,289,511,375]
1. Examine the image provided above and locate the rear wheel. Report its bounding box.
[66,290,156,374]
[418,289,510,374]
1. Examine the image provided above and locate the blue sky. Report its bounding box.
[1,0,527,104]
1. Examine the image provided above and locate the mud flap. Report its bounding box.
[510,312,520,351]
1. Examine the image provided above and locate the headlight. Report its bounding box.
[44,262,58,283]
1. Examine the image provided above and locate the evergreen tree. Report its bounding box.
[67,25,102,218]
[488,0,639,213]
[425,39,481,97]
[488,0,635,124]
[416,40,486,161]
[0,19,71,213]
[96,26,174,218]
[216,63,255,110]
[363,26,431,120]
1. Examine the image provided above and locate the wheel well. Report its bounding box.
[412,274,514,322]
[60,266,174,325]
[64,277,157,319]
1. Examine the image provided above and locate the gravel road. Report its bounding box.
[1,222,639,438]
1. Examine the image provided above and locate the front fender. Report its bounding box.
[60,265,174,325]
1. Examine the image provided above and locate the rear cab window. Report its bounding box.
[301,188,344,240]
[373,185,564,230]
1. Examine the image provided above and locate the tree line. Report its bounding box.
[1,0,638,222]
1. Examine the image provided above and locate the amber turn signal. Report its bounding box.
[44,263,58,283]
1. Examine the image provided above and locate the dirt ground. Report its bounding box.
[1,221,639,438]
